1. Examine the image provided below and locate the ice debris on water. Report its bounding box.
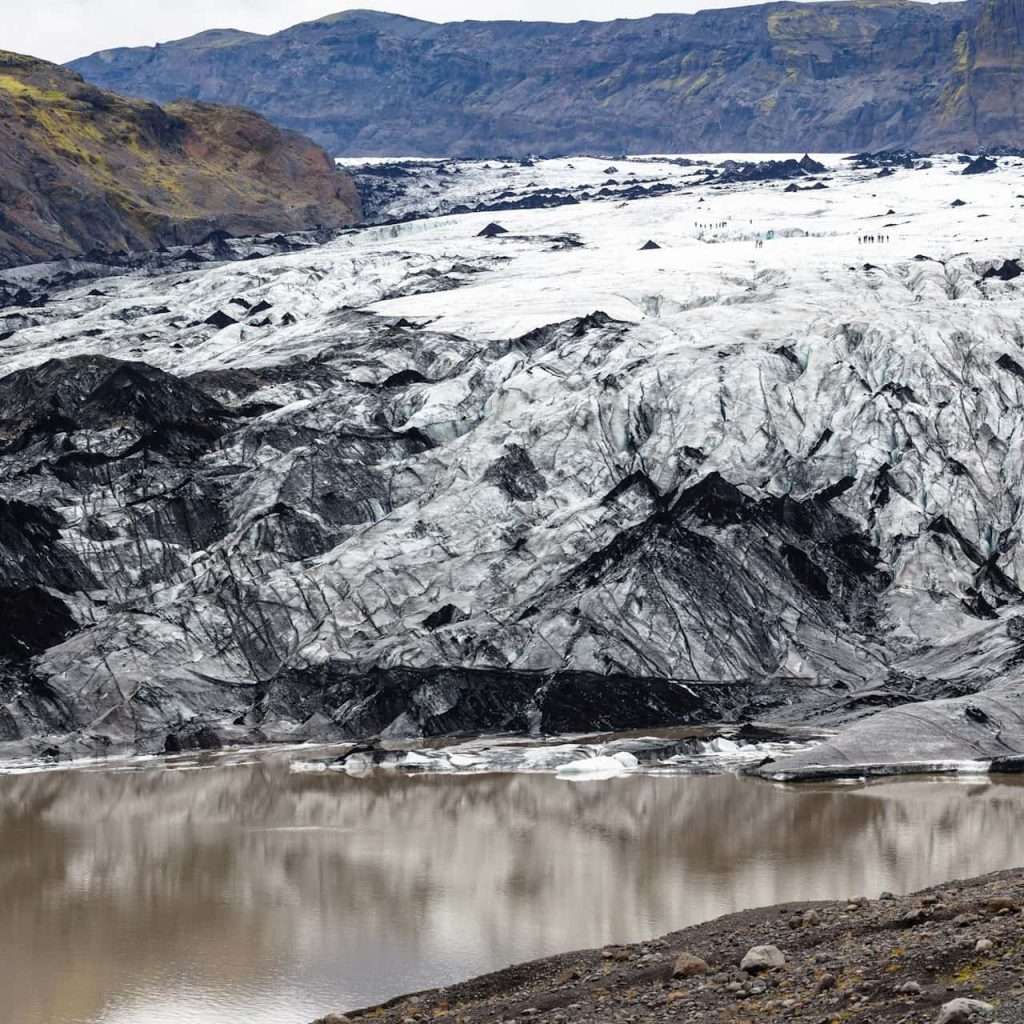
[288,731,821,779]
[557,751,639,778]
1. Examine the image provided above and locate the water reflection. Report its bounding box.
[0,758,1021,1024]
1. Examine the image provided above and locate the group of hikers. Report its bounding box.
[687,217,892,251]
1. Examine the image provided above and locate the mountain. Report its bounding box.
[69,0,1024,158]
[0,51,360,268]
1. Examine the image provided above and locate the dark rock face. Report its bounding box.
[714,158,825,184]
[483,445,548,501]
[68,1,1024,157]
[985,260,1023,281]
[0,49,360,269]
[263,664,792,739]
[963,155,998,175]
[0,587,77,660]
[0,500,95,592]
[849,150,929,170]
[0,355,231,455]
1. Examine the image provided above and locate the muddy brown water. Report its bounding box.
[1,748,1022,1024]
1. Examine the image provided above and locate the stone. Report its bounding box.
[672,953,710,978]
[816,973,837,993]
[899,909,929,926]
[601,945,630,961]
[963,156,998,176]
[976,938,994,953]
[740,945,786,972]
[312,1016,351,1024]
[984,897,1017,913]
[898,981,923,996]
[936,998,994,1024]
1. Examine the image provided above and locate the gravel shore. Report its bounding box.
[314,869,1024,1024]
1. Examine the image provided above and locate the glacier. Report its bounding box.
[3,152,1024,770]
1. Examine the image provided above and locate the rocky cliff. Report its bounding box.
[68,1,1024,157]
[0,51,360,268]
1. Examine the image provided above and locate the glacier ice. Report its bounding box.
[2,154,1024,766]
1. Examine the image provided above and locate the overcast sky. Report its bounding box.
[8,0,848,64]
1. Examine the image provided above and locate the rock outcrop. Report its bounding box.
[69,0,1024,156]
[0,50,360,268]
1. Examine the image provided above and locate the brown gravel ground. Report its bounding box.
[314,869,1024,1024]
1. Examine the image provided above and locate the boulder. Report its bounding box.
[982,259,1022,281]
[672,953,709,978]
[740,944,785,972]
[963,156,997,175]
[204,310,238,329]
[935,998,993,1024]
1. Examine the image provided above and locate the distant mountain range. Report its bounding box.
[69,0,1024,157]
[0,51,359,267]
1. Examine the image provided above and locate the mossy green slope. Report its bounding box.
[0,50,360,268]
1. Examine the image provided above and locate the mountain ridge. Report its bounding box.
[67,0,1024,157]
[0,50,360,267]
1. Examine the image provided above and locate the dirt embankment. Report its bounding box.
[314,869,1024,1024]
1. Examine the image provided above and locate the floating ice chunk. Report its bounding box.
[611,751,639,768]
[341,753,375,774]
[289,760,327,774]
[702,737,741,755]
[557,754,632,777]
[520,744,588,768]
[402,751,437,766]
[449,753,485,768]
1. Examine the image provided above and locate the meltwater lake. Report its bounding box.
[2,741,1022,1024]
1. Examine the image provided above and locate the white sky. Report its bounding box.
[3,0,946,65]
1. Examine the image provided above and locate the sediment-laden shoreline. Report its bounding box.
[314,869,1024,1024]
